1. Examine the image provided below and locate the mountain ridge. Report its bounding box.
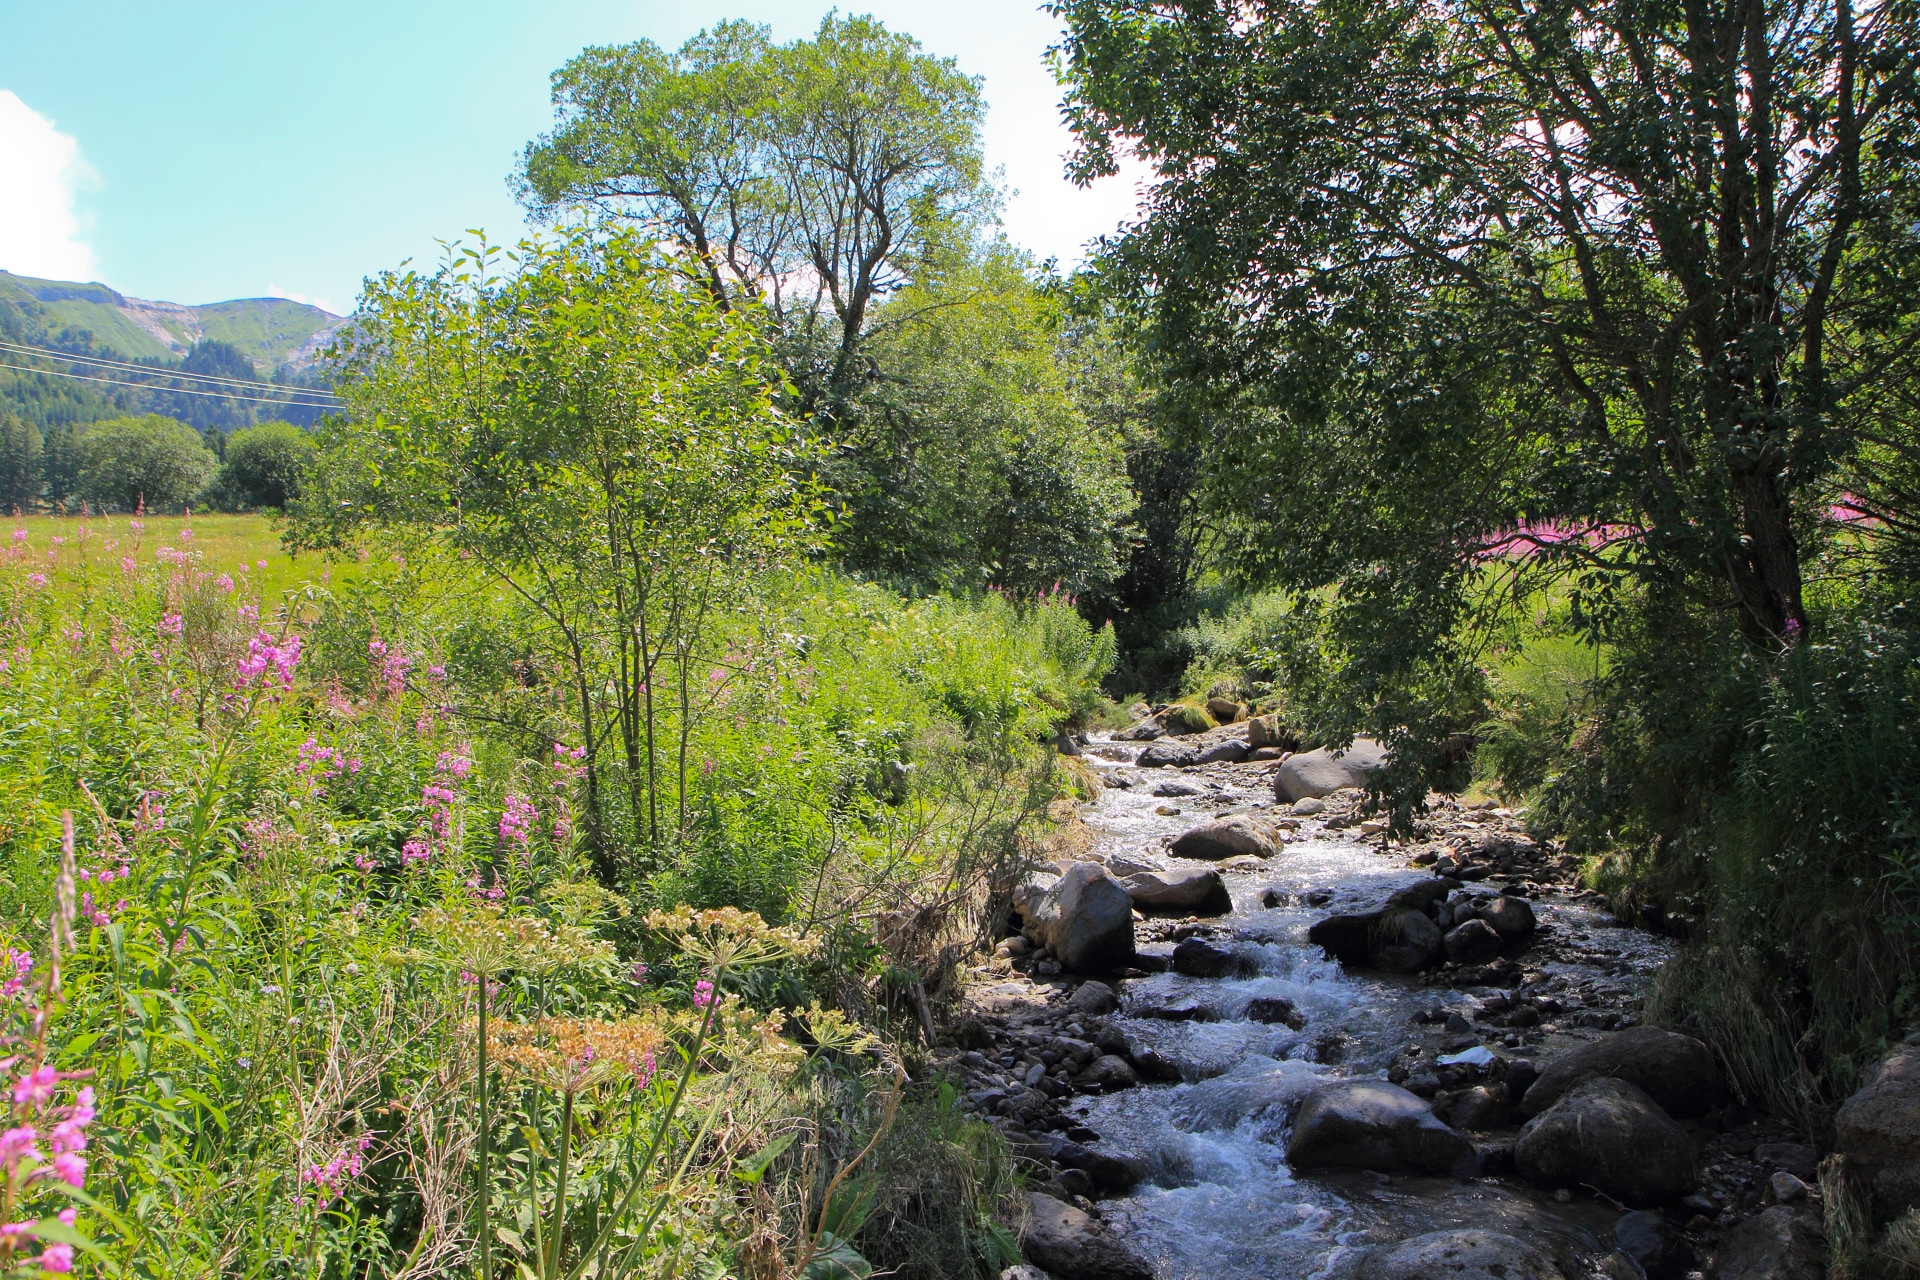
[0,270,348,374]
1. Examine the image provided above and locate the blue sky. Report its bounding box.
[0,0,1146,314]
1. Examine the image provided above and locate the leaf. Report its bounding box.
[732,1130,797,1184]
[800,1232,872,1280]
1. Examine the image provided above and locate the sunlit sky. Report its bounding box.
[0,0,1148,314]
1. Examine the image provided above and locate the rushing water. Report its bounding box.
[1063,739,1675,1280]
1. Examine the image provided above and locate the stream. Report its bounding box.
[1043,735,1678,1279]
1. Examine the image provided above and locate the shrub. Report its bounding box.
[203,420,316,510]
[76,414,216,512]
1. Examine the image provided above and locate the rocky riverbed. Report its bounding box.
[928,720,1841,1280]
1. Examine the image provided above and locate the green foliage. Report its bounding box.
[836,251,1135,596]
[76,413,217,512]
[518,14,991,408]
[0,413,41,513]
[1473,634,1607,803]
[202,420,316,511]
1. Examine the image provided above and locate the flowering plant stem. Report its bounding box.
[477,971,492,1280]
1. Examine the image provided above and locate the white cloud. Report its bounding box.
[0,91,98,282]
[267,284,341,315]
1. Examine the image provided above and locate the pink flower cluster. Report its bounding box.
[299,1134,372,1209]
[0,1060,97,1273]
[465,874,505,901]
[156,613,184,638]
[692,979,716,1009]
[367,639,412,696]
[296,738,362,786]
[497,794,537,847]
[0,953,31,1004]
[237,631,302,689]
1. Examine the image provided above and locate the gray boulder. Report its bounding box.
[1066,981,1118,1016]
[1613,1210,1686,1280]
[1286,1080,1477,1176]
[1018,862,1137,973]
[1247,715,1298,751]
[1482,895,1537,942]
[1205,696,1243,722]
[1705,1206,1825,1280]
[1137,739,1198,768]
[1017,1192,1153,1280]
[1169,817,1280,861]
[1193,738,1251,764]
[1836,1039,1920,1221]
[1444,919,1504,965]
[1309,882,1451,973]
[1245,996,1306,1029]
[1520,1026,1726,1118]
[1076,1054,1140,1091]
[1171,936,1244,978]
[1515,1077,1698,1205]
[1360,1230,1564,1280]
[1275,737,1389,802]
[1123,867,1232,916]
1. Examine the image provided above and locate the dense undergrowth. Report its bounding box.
[0,514,1107,1276]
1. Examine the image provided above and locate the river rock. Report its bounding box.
[1275,737,1389,802]
[1359,1230,1565,1280]
[1287,1080,1477,1176]
[1309,886,1448,973]
[1444,919,1504,965]
[1017,862,1137,973]
[1193,738,1251,764]
[1123,867,1232,916]
[1076,1054,1140,1091]
[1519,1026,1726,1118]
[1245,996,1306,1029]
[1514,1077,1698,1205]
[1204,696,1243,722]
[1705,1205,1825,1280]
[1170,817,1279,861]
[1112,717,1163,742]
[1018,1192,1153,1280]
[1041,1134,1147,1194]
[1835,1038,1920,1221]
[1434,1084,1508,1130]
[1132,996,1217,1022]
[1613,1210,1685,1280]
[1247,715,1298,751]
[1171,936,1243,978]
[1482,894,1537,942]
[1137,739,1198,768]
[1066,981,1118,1016]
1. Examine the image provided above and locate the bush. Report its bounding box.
[76,414,216,512]
[203,420,316,511]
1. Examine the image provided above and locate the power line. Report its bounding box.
[0,338,339,397]
[0,359,342,407]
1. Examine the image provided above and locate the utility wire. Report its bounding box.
[0,338,339,397]
[0,359,342,407]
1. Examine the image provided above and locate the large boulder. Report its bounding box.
[1275,737,1389,802]
[1137,740,1199,768]
[1247,715,1299,751]
[1193,738,1251,765]
[1018,1192,1154,1280]
[1520,1026,1726,1119]
[1205,696,1244,722]
[1444,919,1504,965]
[1310,905,1443,973]
[1481,895,1537,942]
[1360,1230,1565,1280]
[1613,1210,1686,1280]
[1835,1038,1920,1221]
[1170,818,1280,861]
[1171,936,1245,978]
[1123,867,1232,916]
[1286,1081,1477,1176]
[1018,862,1137,973]
[1514,1077,1699,1205]
[1705,1206,1825,1280]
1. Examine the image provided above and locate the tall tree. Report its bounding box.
[1051,0,1920,648]
[517,14,992,412]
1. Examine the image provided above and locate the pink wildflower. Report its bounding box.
[14,1065,58,1109]
[158,613,184,637]
[25,573,45,588]
[498,795,537,847]
[36,1242,73,1272]
[8,530,23,544]
[692,979,716,1009]
[49,1152,84,1187]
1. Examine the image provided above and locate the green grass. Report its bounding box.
[6,511,351,599]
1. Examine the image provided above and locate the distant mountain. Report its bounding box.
[0,271,348,373]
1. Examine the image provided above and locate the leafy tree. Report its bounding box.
[203,420,315,511]
[0,413,42,513]
[838,249,1135,596]
[518,14,991,410]
[296,230,823,875]
[1051,0,1917,657]
[40,422,86,506]
[76,414,216,512]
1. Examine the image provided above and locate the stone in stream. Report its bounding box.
[1835,1036,1920,1221]
[1017,1192,1154,1280]
[1481,893,1537,942]
[1286,1080,1478,1176]
[1039,1133,1147,1194]
[1015,862,1137,973]
[1075,1054,1140,1091]
[1247,714,1299,751]
[1519,1026,1726,1118]
[1443,919,1504,965]
[1170,936,1248,978]
[1137,739,1198,767]
[1291,797,1326,815]
[1192,737,1250,764]
[1205,696,1243,722]
[1131,996,1218,1023]
[1358,1230,1565,1280]
[1514,1077,1699,1205]
[1169,817,1280,861]
[1123,867,1232,916]
[1613,1210,1686,1280]
[1704,1205,1826,1280]
[1274,737,1389,802]
[1309,885,1448,973]
[1244,996,1306,1029]
[1065,981,1118,1016]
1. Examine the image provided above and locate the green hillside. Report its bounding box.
[0,271,344,371]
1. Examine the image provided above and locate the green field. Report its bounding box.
[7,511,347,598]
